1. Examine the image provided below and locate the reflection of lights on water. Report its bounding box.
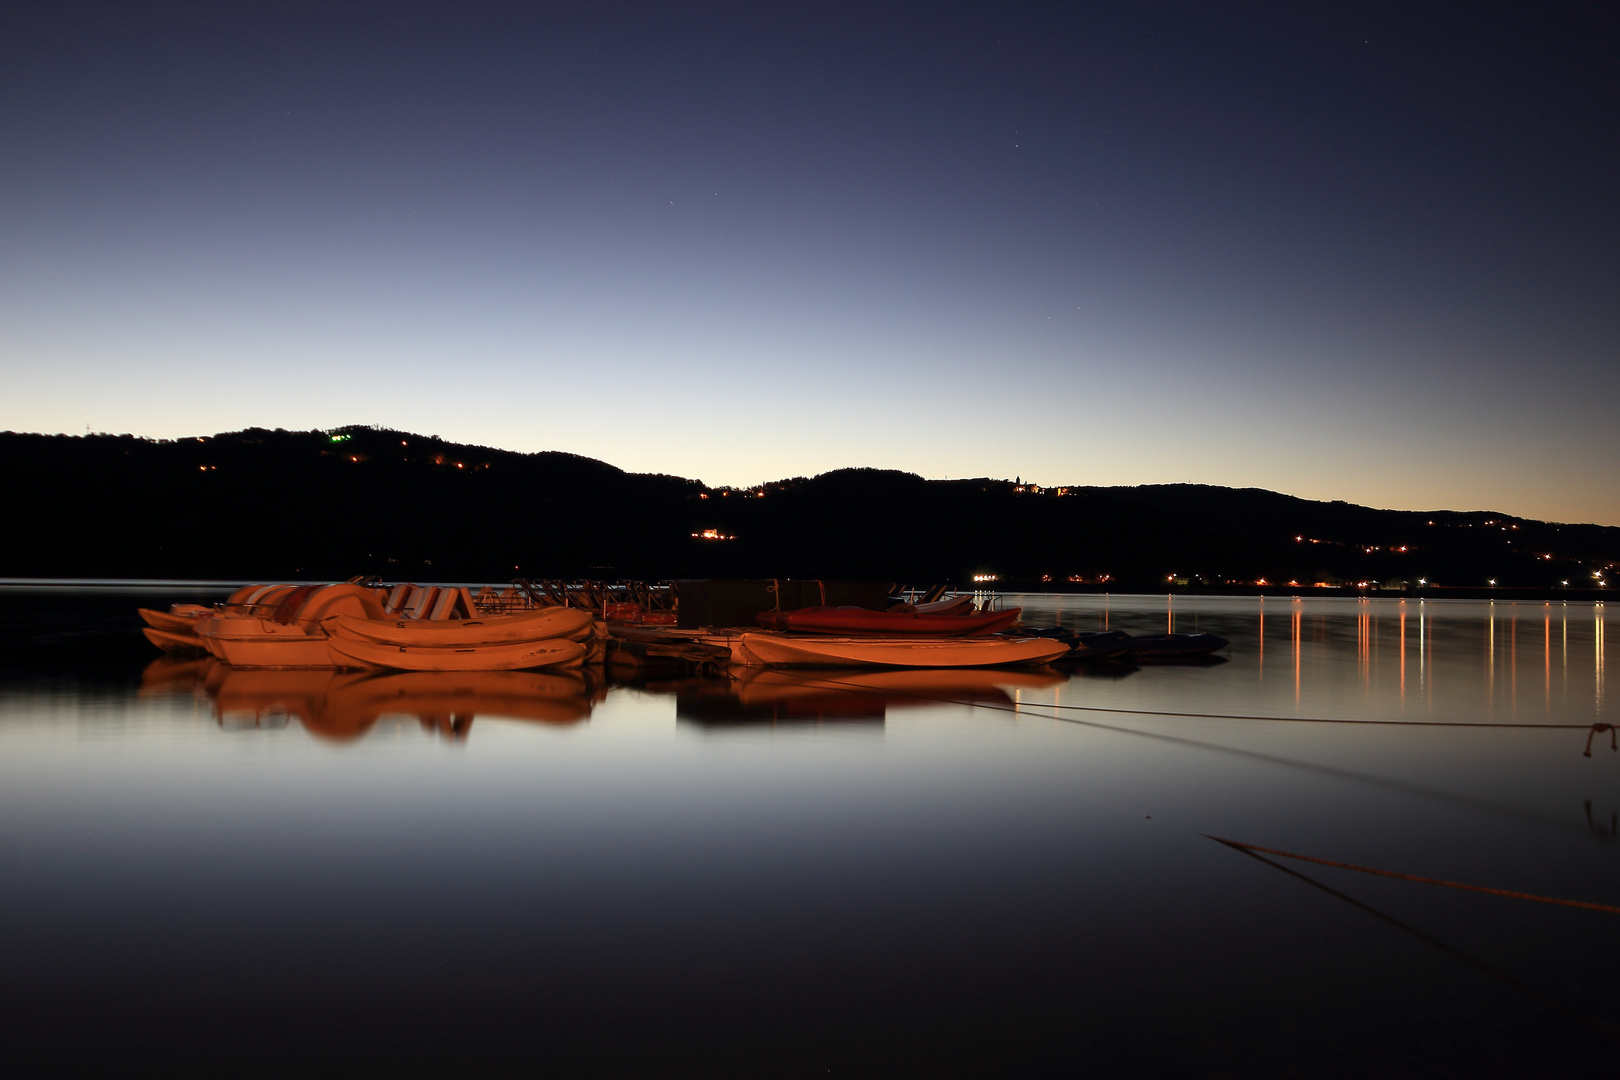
[1487,613,1495,705]
[1510,615,1518,714]
[1598,613,1606,718]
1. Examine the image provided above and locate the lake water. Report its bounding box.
[1,586,1616,1076]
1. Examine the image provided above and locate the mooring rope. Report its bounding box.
[1224,844,1620,1045]
[951,696,1598,730]
[776,672,1610,836]
[776,670,1603,731]
[1206,837,1620,915]
[746,668,1620,1042]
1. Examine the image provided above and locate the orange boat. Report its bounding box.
[150,581,598,671]
[733,632,1068,668]
[137,603,213,632]
[755,605,1021,636]
[194,583,388,668]
[142,626,209,653]
[326,606,593,648]
[325,634,587,672]
[137,602,217,652]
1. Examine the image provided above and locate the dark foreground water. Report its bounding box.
[1,586,1616,1077]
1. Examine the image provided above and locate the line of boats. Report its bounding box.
[140,580,1228,673]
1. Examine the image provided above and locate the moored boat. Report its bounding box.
[326,635,587,672]
[733,632,1068,668]
[885,594,976,616]
[137,604,213,633]
[1123,633,1229,658]
[756,605,1022,636]
[194,583,388,668]
[142,626,209,653]
[325,605,593,648]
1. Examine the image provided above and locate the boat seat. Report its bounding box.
[428,588,460,621]
[384,583,414,614]
[403,587,439,621]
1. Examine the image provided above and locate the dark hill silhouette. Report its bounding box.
[1,426,1614,593]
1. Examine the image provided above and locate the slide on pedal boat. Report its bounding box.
[756,605,1021,636]
[326,635,586,672]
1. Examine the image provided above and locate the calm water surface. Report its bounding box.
[1,587,1616,1076]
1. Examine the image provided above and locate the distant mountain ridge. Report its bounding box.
[2,426,1614,593]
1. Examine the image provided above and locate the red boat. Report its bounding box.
[755,605,1022,636]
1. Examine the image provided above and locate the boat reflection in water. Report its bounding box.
[140,656,601,741]
[665,665,1068,728]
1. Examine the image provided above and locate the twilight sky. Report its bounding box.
[3,2,1617,523]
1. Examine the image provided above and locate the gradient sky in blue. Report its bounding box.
[4,3,1617,523]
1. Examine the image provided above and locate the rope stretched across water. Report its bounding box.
[780,671,1613,836]
[1221,843,1620,1045]
[973,697,1600,730]
[1206,837,1620,915]
[783,670,1604,731]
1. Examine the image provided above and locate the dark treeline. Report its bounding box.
[3,426,1616,593]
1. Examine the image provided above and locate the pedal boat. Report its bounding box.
[138,602,217,652]
[324,635,587,672]
[325,606,593,648]
[195,583,388,668]
[137,604,213,633]
[733,632,1069,668]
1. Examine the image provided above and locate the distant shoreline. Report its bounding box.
[0,578,1607,605]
